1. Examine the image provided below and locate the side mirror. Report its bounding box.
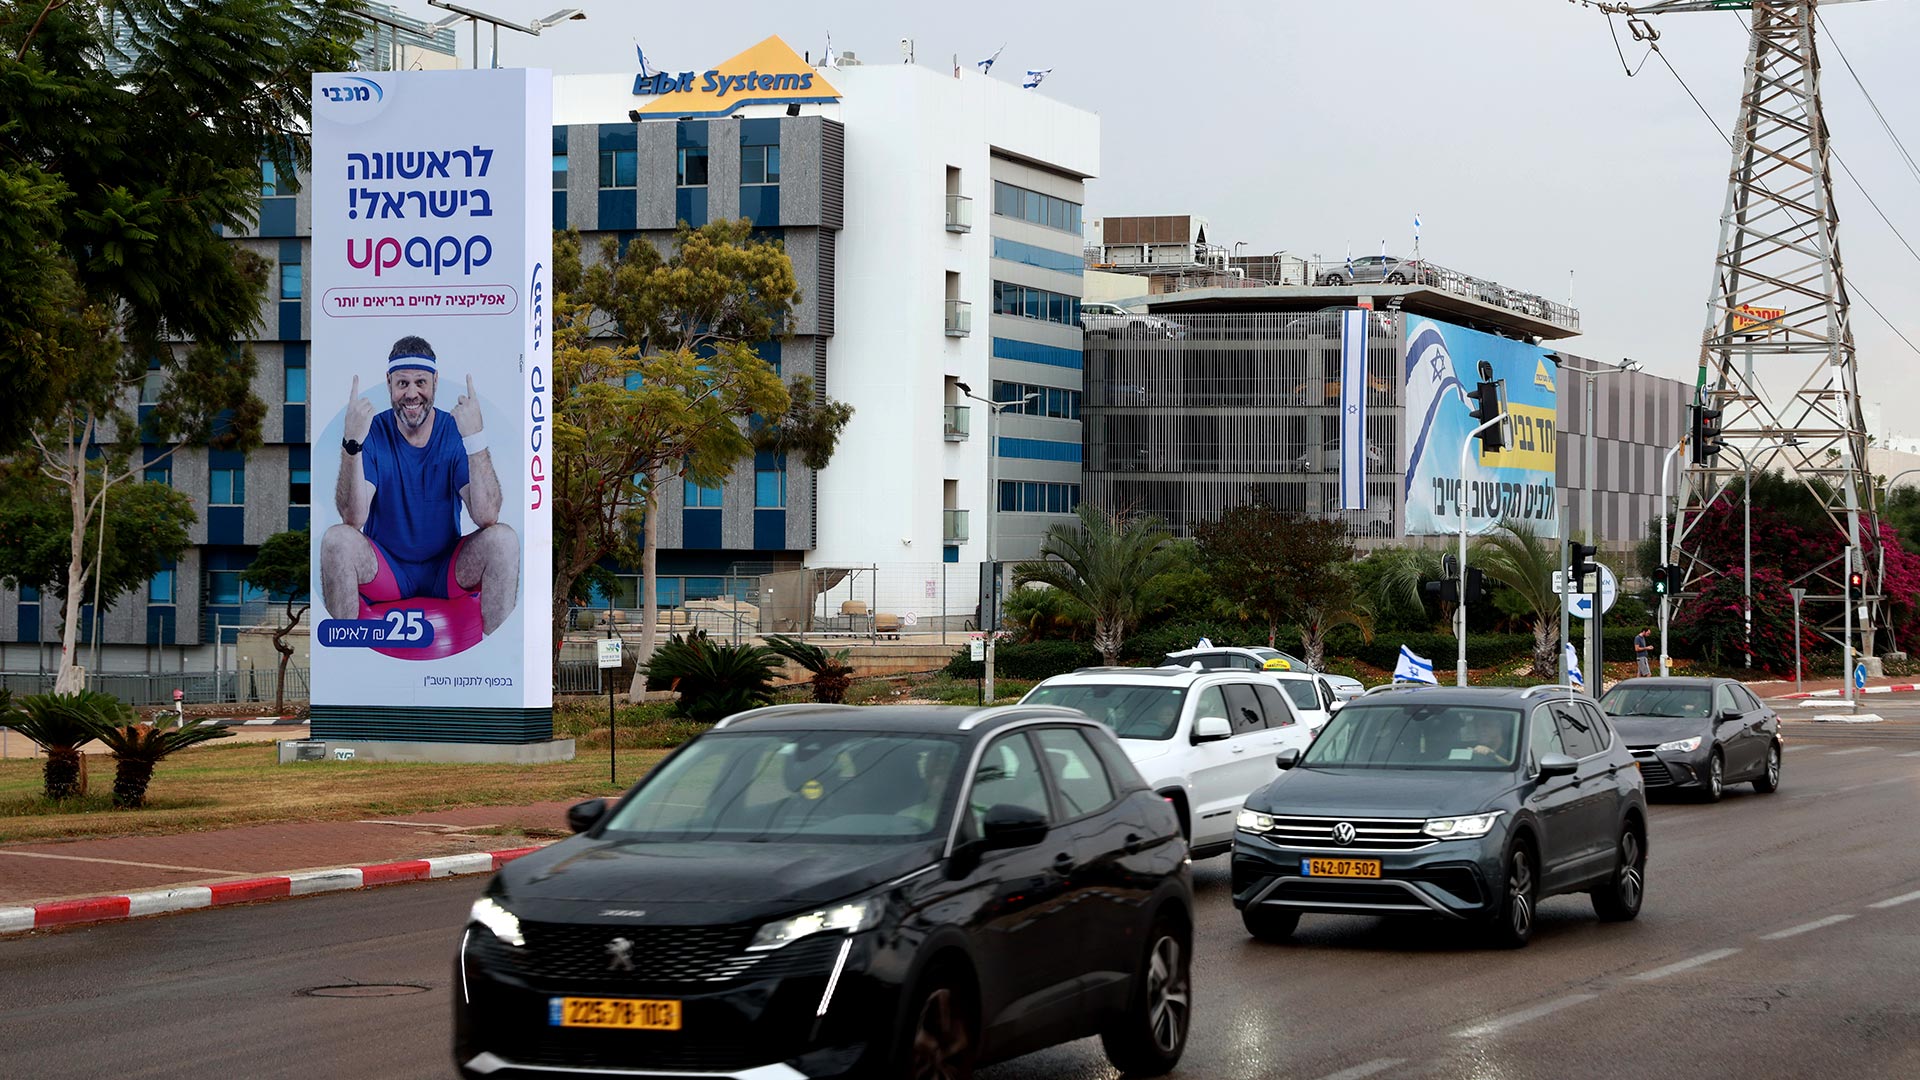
[1192,715,1232,742]
[980,803,1049,852]
[1716,709,1742,723]
[1276,748,1301,770]
[1327,700,1345,714]
[566,798,608,834]
[1537,753,1578,779]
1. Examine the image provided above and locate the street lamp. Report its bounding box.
[426,1,585,69]
[1547,354,1640,694]
[955,381,1038,704]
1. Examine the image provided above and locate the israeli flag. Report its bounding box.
[1414,212,1421,241]
[1345,242,1353,278]
[977,44,1005,74]
[636,44,656,78]
[1023,68,1051,89]
[1196,637,1214,649]
[1394,645,1438,685]
[1565,641,1584,690]
[1339,308,1369,510]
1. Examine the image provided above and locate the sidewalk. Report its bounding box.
[0,800,573,907]
[1748,675,1920,699]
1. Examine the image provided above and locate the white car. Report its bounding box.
[1020,666,1315,858]
[1267,669,1342,732]
[1161,645,1366,701]
[1079,300,1184,338]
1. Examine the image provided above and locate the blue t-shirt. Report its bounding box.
[361,408,469,563]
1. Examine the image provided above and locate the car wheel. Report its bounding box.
[1100,916,1192,1075]
[1752,741,1782,794]
[895,968,977,1080]
[1387,272,1408,284]
[1241,904,1301,942]
[1485,841,1537,949]
[1702,750,1725,803]
[1590,825,1646,922]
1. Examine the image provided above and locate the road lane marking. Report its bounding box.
[1761,914,1855,940]
[1316,1058,1406,1080]
[1783,745,1815,753]
[1898,751,1920,758]
[1791,777,1910,799]
[1869,890,1920,909]
[1451,994,1598,1039]
[0,850,238,875]
[1825,747,1879,755]
[1629,948,1742,981]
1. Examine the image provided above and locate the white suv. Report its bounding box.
[1079,300,1183,339]
[1020,666,1315,859]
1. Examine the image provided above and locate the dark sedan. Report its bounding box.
[1600,677,1782,801]
[454,703,1194,1080]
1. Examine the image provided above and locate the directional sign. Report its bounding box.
[597,638,624,670]
[1854,662,1868,690]
[1565,565,1619,621]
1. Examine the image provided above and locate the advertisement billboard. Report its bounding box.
[1402,315,1558,537]
[308,69,553,740]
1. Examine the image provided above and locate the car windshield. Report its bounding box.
[1023,683,1188,741]
[1602,686,1713,719]
[1248,647,1310,670]
[601,731,962,843]
[1300,703,1523,770]
[1276,680,1321,711]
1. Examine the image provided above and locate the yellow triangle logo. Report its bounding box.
[1534,358,1555,391]
[635,36,840,118]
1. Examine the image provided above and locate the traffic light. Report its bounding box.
[1652,563,1683,596]
[1470,379,1512,453]
[1849,569,1866,602]
[1426,554,1461,604]
[1465,566,1492,606]
[1569,543,1600,591]
[1690,402,1724,466]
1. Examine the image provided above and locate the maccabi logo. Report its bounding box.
[320,76,384,104]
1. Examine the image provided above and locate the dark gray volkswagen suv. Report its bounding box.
[1232,686,1648,948]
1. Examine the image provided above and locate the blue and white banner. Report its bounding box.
[1394,645,1438,685]
[1565,641,1584,690]
[1339,308,1369,510]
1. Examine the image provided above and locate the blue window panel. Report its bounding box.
[552,191,567,231]
[277,301,300,341]
[598,188,636,230]
[208,507,245,545]
[259,198,295,237]
[280,261,303,299]
[598,123,637,152]
[675,120,709,149]
[754,467,785,508]
[682,508,722,550]
[146,607,176,646]
[655,578,683,607]
[553,125,569,153]
[684,477,724,506]
[286,364,308,404]
[149,569,175,604]
[285,342,307,366]
[991,337,1083,370]
[675,186,708,227]
[208,447,245,470]
[288,505,310,533]
[752,339,781,374]
[282,404,306,442]
[16,600,39,642]
[739,184,780,226]
[261,160,280,197]
[20,584,38,602]
[992,237,1084,276]
[998,437,1083,463]
[739,117,781,145]
[943,544,959,564]
[753,509,786,551]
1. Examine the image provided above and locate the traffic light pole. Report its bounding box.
[1458,412,1508,687]
[1657,443,1682,676]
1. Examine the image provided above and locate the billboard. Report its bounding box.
[1402,315,1558,537]
[308,69,553,738]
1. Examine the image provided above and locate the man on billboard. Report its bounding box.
[319,336,520,644]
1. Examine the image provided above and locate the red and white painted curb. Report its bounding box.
[1779,683,1920,700]
[0,845,546,935]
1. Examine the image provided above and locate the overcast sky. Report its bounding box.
[432,0,1920,440]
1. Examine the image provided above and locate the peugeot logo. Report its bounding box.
[1331,822,1357,846]
[606,936,635,972]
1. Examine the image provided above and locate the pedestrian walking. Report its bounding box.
[1634,626,1653,676]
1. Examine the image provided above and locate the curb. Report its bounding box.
[0,844,546,935]
[1779,683,1920,700]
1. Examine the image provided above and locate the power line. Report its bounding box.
[1816,10,1920,193]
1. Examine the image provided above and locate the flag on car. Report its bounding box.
[1022,68,1051,89]
[1394,645,1437,685]
[977,44,1005,74]
[1565,641,1584,690]
[1196,637,1213,649]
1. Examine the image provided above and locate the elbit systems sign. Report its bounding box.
[632,36,839,118]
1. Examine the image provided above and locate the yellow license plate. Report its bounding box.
[1302,858,1381,879]
[550,996,682,1031]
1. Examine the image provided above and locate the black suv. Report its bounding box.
[1232,686,1648,948]
[454,704,1194,1079]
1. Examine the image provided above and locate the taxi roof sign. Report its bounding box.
[634,36,840,118]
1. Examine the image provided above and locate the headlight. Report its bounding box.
[470,896,523,946]
[1236,809,1274,833]
[1655,736,1704,753]
[1422,812,1504,840]
[749,897,881,951]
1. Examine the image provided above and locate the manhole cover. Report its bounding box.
[302,983,431,998]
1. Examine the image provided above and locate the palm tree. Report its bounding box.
[7,690,122,800]
[93,719,234,808]
[1360,546,1447,629]
[763,635,857,703]
[1015,505,1183,666]
[1297,563,1376,672]
[1471,517,1563,678]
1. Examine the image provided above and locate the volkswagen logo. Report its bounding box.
[1331,821,1357,846]
[606,936,635,972]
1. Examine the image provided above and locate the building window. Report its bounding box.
[676,146,709,187]
[207,570,266,606]
[740,144,780,185]
[599,148,637,188]
[140,370,165,404]
[552,152,568,191]
[289,467,310,507]
[209,467,246,507]
[992,380,1080,419]
[149,568,175,604]
[261,160,279,197]
[991,237,1083,275]
[754,464,786,508]
[285,365,307,404]
[991,281,1081,327]
[997,436,1083,463]
[21,584,39,602]
[144,460,171,486]
[998,480,1082,513]
[279,261,302,300]
[991,180,1082,234]
[684,476,723,507]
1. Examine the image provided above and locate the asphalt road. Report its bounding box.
[3,715,1918,1080]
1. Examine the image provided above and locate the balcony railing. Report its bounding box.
[944,299,972,337]
[945,193,972,232]
[944,404,971,441]
[942,508,970,544]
